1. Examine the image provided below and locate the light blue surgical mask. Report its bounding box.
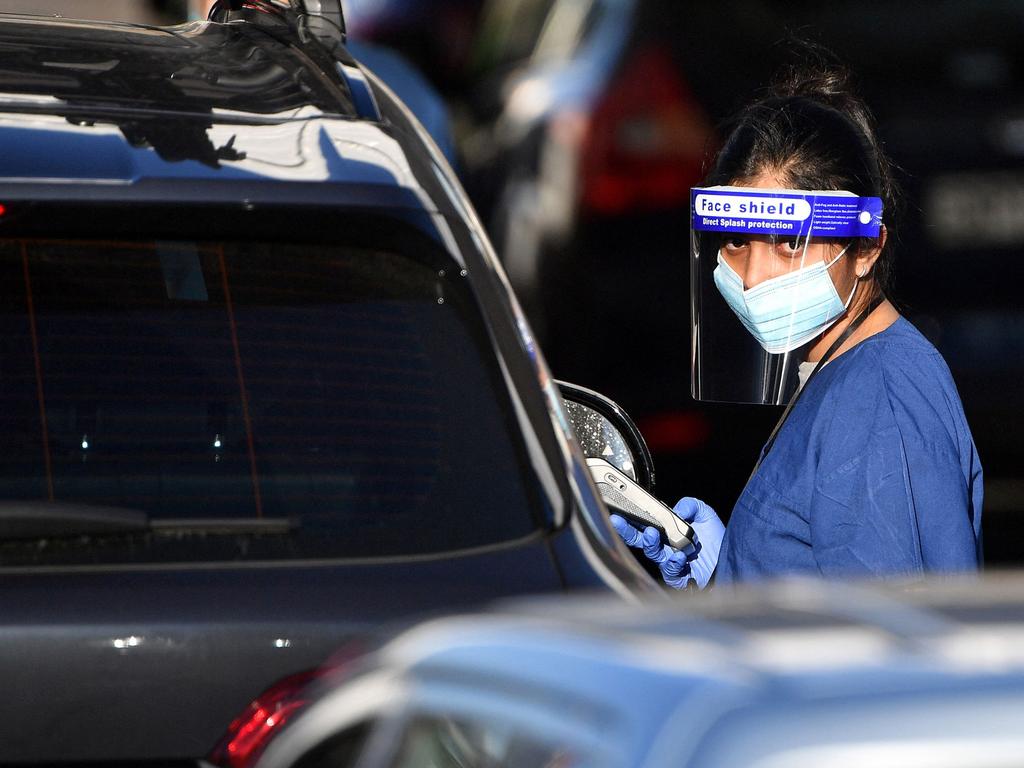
[713,242,856,354]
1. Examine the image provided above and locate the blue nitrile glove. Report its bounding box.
[671,497,724,589]
[610,497,725,590]
[610,515,693,589]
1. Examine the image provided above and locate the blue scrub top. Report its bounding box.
[716,317,983,583]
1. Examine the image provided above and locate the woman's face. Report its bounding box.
[719,232,850,290]
[721,171,859,296]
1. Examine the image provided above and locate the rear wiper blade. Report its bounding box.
[150,518,297,535]
[0,501,149,539]
[0,503,298,540]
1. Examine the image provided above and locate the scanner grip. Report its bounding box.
[587,458,698,559]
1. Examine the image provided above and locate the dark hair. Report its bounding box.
[706,46,899,296]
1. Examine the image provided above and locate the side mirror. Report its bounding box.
[558,382,693,582]
[556,380,656,495]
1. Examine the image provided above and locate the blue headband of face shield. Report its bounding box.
[690,186,883,239]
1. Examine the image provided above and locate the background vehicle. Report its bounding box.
[0,4,658,763]
[343,0,483,105]
[248,574,1024,768]
[454,0,1024,563]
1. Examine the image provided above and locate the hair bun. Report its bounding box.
[706,38,901,296]
[768,38,860,107]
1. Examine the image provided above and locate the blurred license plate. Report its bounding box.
[924,171,1024,248]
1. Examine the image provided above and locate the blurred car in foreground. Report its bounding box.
[247,574,1024,768]
[0,2,661,763]
[456,0,1024,556]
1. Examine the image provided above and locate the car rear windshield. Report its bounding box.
[0,234,541,566]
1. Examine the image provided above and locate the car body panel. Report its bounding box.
[0,539,567,762]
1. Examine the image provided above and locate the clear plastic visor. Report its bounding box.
[689,186,882,405]
[717,231,845,281]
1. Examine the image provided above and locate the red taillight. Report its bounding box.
[207,642,367,768]
[579,45,716,215]
[207,668,322,768]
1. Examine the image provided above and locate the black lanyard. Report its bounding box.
[749,294,884,480]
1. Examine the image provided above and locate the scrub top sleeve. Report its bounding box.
[883,356,981,572]
[899,431,979,571]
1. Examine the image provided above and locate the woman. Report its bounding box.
[613,62,983,587]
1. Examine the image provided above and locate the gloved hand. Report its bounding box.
[610,497,725,590]
[611,514,693,588]
[670,497,724,589]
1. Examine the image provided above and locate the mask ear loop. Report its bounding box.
[825,241,852,269]
[826,241,857,308]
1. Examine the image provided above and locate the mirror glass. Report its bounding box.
[563,399,638,481]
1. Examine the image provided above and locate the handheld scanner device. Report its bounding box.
[586,458,698,559]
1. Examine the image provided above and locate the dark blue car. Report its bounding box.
[0,2,657,763]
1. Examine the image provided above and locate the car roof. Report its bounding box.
[0,13,359,120]
[0,12,445,202]
[396,574,1024,675]
[256,576,1024,768]
[360,576,1024,766]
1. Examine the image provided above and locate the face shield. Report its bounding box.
[690,186,883,405]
